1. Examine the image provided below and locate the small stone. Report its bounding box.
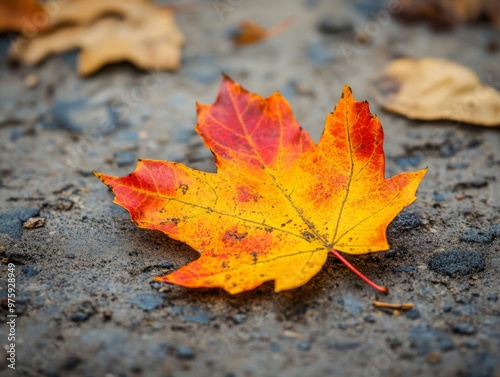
[317,15,354,34]
[409,324,454,355]
[406,309,420,320]
[452,323,476,335]
[392,266,416,274]
[47,100,88,133]
[114,152,137,167]
[149,282,162,290]
[297,341,311,351]
[460,225,499,244]
[394,155,422,169]
[22,265,40,277]
[157,261,174,269]
[176,345,195,359]
[390,212,422,231]
[433,191,445,203]
[364,315,376,323]
[102,309,113,321]
[487,293,498,302]
[171,305,212,324]
[426,351,441,365]
[328,341,360,350]
[428,250,486,276]
[454,296,471,305]
[70,312,90,322]
[23,217,46,229]
[230,313,247,325]
[452,180,488,191]
[127,292,163,311]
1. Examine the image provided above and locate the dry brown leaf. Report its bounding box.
[397,0,500,29]
[372,58,500,127]
[48,0,148,26]
[232,17,295,46]
[0,0,49,34]
[9,0,184,76]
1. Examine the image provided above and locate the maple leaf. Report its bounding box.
[95,76,426,294]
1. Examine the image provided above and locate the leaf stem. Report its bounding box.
[329,249,388,294]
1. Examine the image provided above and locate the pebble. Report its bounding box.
[428,250,486,276]
[22,265,40,278]
[171,305,212,324]
[452,323,476,335]
[452,179,488,191]
[127,292,164,311]
[176,345,195,359]
[157,261,174,269]
[392,266,416,274]
[46,100,88,133]
[486,293,498,302]
[394,155,421,169]
[409,324,454,355]
[405,309,421,320]
[297,341,311,351]
[364,315,376,323]
[230,313,247,325]
[70,312,90,322]
[460,225,499,244]
[328,341,361,351]
[390,212,422,231]
[433,191,446,203]
[317,15,354,35]
[114,151,137,167]
[426,351,441,365]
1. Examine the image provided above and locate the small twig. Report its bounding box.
[373,301,414,310]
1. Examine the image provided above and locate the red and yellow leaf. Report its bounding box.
[95,75,426,294]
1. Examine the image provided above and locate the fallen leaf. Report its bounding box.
[0,0,49,34]
[232,17,294,45]
[95,75,426,294]
[397,0,500,29]
[372,58,500,127]
[9,0,184,76]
